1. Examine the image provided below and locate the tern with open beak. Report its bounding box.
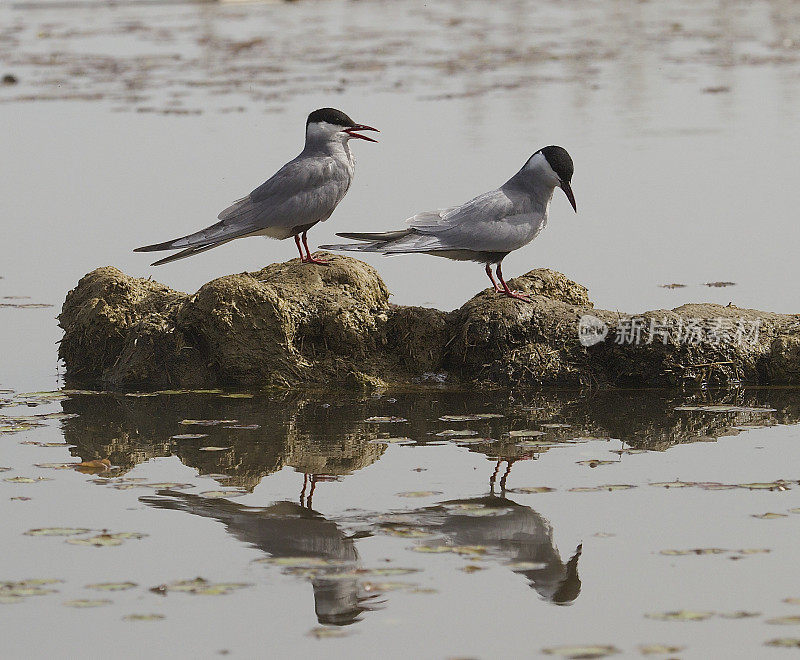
[135,108,378,266]
[321,146,576,301]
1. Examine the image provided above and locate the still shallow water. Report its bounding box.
[2,0,800,657]
[2,387,800,658]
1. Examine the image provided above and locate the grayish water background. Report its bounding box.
[2,1,800,657]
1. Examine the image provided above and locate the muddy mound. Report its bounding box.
[59,255,800,389]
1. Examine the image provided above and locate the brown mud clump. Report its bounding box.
[59,255,800,389]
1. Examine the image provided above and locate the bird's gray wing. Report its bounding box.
[386,189,519,253]
[136,155,351,253]
[323,189,519,255]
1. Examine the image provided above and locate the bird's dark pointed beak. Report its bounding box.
[561,181,577,212]
[344,124,379,143]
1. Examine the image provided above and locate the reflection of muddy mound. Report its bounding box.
[60,259,800,389]
[58,389,800,488]
[60,393,384,490]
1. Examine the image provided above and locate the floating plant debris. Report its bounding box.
[380,526,432,538]
[63,599,112,608]
[170,434,209,440]
[751,513,788,519]
[308,627,348,639]
[659,548,727,556]
[718,611,760,619]
[541,645,620,658]
[638,645,685,655]
[4,476,52,483]
[645,610,714,621]
[576,460,616,467]
[674,405,776,413]
[143,483,194,489]
[364,416,407,423]
[396,491,443,498]
[765,639,800,648]
[766,616,800,625]
[180,419,238,426]
[25,528,91,536]
[412,545,487,556]
[661,283,687,289]
[435,429,478,437]
[199,490,247,498]
[86,582,137,591]
[438,414,503,422]
[568,484,636,492]
[123,613,165,621]
[507,430,546,438]
[705,281,736,287]
[509,486,556,494]
[223,424,260,430]
[66,532,147,547]
[152,578,251,596]
[369,437,413,444]
[197,446,232,452]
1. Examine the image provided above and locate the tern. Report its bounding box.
[321,146,575,301]
[134,108,378,266]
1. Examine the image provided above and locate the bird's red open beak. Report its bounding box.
[561,181,577,212]
[344,124,380,143]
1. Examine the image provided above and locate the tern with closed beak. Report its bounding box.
[135,108,378,266]
[321,146,576,301]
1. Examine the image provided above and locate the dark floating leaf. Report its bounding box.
[576,460,616,468]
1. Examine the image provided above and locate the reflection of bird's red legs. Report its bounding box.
[499,460,513,495]
[485,263,502,293]
[307,475,317,508]
[300,472,309,507]
[489,458,502,495]
[496,263,531,301]
[302,231,330,265]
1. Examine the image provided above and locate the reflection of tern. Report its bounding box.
[135,108,378,266]
[406,495,581,604]
[322,146,576,300]
[141,491,377,625]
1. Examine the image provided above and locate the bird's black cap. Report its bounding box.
[307,108,356,128]
[540,146,574,183]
